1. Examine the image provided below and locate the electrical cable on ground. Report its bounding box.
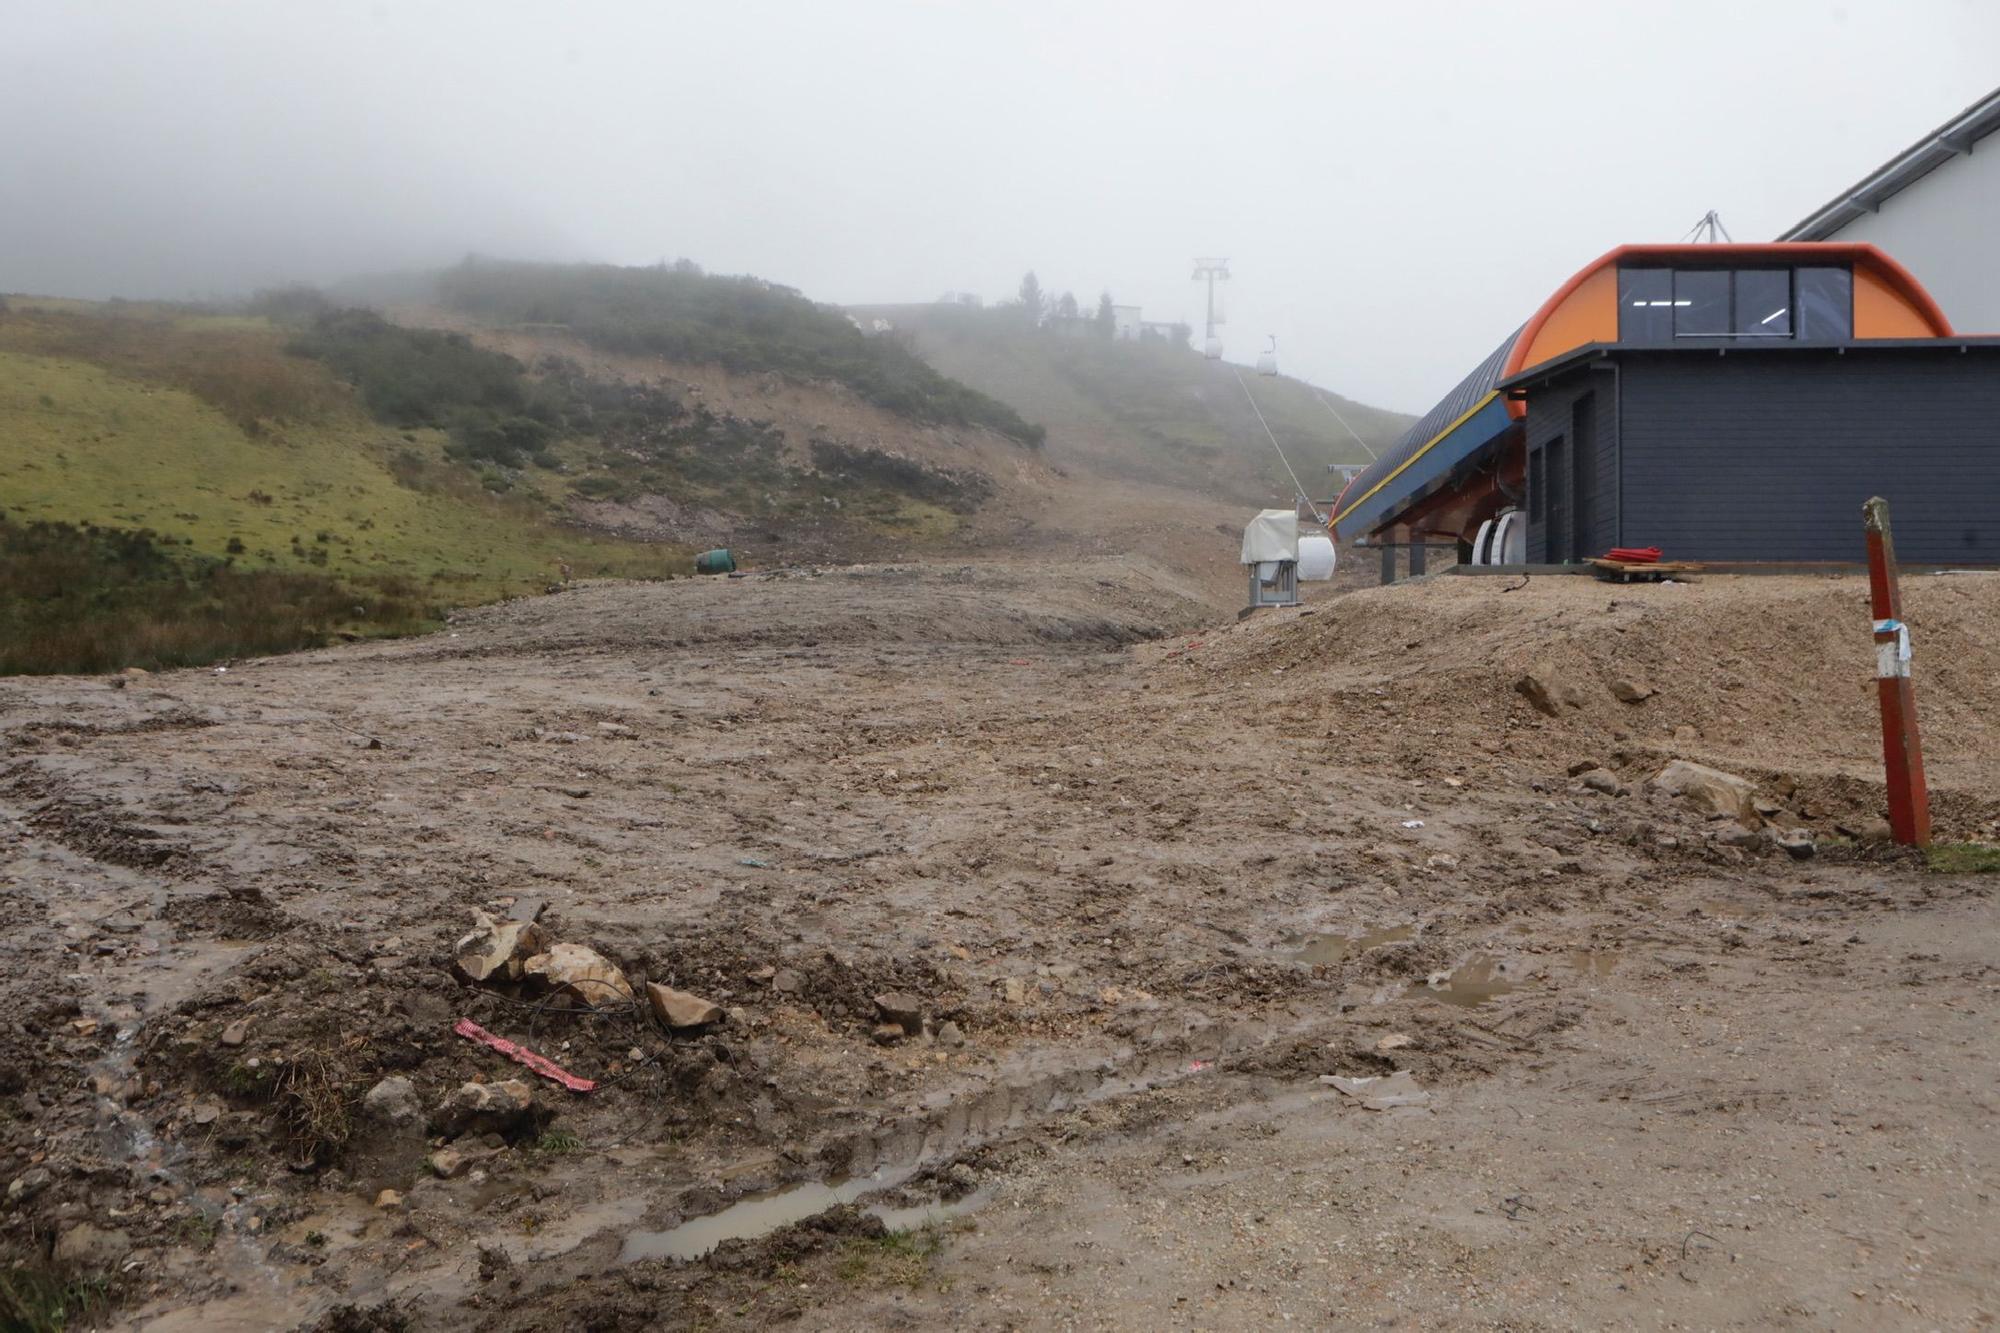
[1233,367,1325,525]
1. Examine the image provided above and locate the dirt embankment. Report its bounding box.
[1,560,1994,1331]
[1195,570,2000,837]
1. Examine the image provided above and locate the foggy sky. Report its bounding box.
[4,0,1996,412]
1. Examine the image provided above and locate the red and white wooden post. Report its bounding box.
[1863,496,1930,846]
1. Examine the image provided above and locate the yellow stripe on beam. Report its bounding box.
[1330,390,1500,531]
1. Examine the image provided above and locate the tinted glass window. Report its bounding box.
[1795,266,1853,340]
[1618,268,1673,343]
[1673,270,1730,337]
[1734,269,1792,336]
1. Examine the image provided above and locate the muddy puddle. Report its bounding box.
[621,1167,994,1262]
[1402,951,1620,1007]
[623,1014,1286,1264]
[1284,923,1414,966]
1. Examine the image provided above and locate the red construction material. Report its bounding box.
[1862,497,1930,846]
[453,1018,598,1092]
[1602,546,1662,564]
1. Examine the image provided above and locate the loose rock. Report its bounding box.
[647,982,725,1031]
[523,942,634,1006]
[1514,673,1560,717]
[936,1020,966,1048]
[436,1079,537,1140]
[1579,768,1627,797]
[1770,828,1817,860]
[361,1076,424,1128]
[219,1019,250,1048]
[1649,759,1759,826]
[1609,678,1656,704]
[53,1222,132,1269]
[454,910,547,985]
[873,991,924,1034]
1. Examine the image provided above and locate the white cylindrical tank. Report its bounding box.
[1297,534,1336,581]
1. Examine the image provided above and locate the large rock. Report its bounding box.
[454,910,547,985]
[523,942,634,1006]
[1649,760,1759,825]
[435,1079,537,1140]
[646,982,724,1031]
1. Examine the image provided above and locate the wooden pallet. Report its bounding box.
[1590,558,1704,582]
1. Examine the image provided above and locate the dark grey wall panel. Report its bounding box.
[1523,377,1620,562]
[1613,349,2000,563]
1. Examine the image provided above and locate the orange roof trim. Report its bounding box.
[1497,243,1954,419]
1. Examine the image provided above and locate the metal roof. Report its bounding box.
[1779,86,2000,241]
[1329,328,1520,534]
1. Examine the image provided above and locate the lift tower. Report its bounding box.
[1192,257,1230,359]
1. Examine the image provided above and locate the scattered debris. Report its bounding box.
[452,1019,597,1093]
[647,982,725,1031]
[1400,819,1425,830]
[1320,1071,1432,1111]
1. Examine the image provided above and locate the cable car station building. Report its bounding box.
[1331,243,2000,577]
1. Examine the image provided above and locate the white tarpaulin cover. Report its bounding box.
[1240,509,1299,565]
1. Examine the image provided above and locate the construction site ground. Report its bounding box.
[4,559,1997,1330]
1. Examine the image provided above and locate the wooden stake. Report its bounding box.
[1862,497,1930,846]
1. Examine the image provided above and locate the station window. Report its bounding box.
[1733,270,1792,336]
[1617,265,1852,343]
[1795,267,1853,340]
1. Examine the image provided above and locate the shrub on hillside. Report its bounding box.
[435,259,1045,446]
[0,518,434,674]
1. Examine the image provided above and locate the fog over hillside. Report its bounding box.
[4,1,1997,409]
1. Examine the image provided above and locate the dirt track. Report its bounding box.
[3,561,1997,1330]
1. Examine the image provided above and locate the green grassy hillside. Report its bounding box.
[849,304,1411,508]
[0,301,673,671]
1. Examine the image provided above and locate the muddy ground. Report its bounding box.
[2,560,1996,1330]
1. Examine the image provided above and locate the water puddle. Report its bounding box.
[1402,955,1524,1008]
[622,1164,941,1262]
[1285,923,1414,966]
[1567,950,1620,978]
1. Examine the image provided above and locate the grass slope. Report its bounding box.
[430,259,1047,446]
[0,303,677,670]
[852,305,1412,508]
[0,349,662,594]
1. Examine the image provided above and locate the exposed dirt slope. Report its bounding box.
[3,562,1996,1331]
[1188,571,2000,836]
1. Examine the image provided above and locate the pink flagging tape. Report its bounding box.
[453,1018,597,1092]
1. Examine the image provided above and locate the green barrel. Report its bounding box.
[694,548,737,575]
